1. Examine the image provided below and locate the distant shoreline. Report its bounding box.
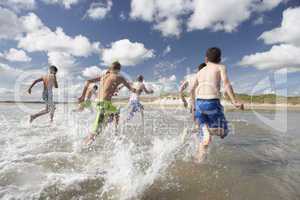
[1,100,300,111]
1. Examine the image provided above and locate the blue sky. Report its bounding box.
[1,0,300,101]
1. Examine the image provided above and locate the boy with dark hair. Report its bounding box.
[28,65,58,123]
[78,61,136,145]
[127,75,154,123]
[206,47,222,63]
[191,47,244,162]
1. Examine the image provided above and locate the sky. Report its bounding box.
[0,0,300,101]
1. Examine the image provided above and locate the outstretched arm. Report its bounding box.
[28,78,43,94]
[113,84,125,96]
[78,76,101,102]
[120,77,136,93]
[143,84,154,94]
[220,65,243,109]
[179,81,189,108]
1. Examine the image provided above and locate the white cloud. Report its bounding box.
[162,45,171,56]
[0,62,24,87]
[119,12,126,20]
[0,7,23,40]
[0,0,35,11]
[152,74,178,93]
[188,0,251,32]
[130,0,284,36]
[153,16,182,37]
[47,51,76,69]
[130,0,191,37]
[84,0,112,20]
[18,25,100,57]
[159,74,176,83]
[0,11,101,58]
[239,44,300,70]
[42,0,80,9]
[21,12,44,32]
[0,48,31,62]
[253,16,264,25]
[16,13,101,71]
[0,87,14,95]
[188,0,282,32]
[101,39,155,66]
[240,7,300,72]
[82,66,105,78]
[0,11,102,76]
[259,7,300,46]
[130,0,156,22]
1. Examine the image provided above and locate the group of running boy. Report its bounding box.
[27,47,243,161]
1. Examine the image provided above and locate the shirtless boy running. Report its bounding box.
[191,47,244,162]
[28,65,58,123]
[78,61,136,145]
[127,75,154,123]
[73,85,98,113]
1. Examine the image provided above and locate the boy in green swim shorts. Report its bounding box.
[73,85,98,112]
[78,61,136,145]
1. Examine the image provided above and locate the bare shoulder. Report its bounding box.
[195,70,202,78]
[218,64,226,70]
[41,75,47,81]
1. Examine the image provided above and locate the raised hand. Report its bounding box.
[233,101,244,110]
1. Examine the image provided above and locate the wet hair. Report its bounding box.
[49,65,58,73]
[206,47,221,63]
[93,85,98,90]
[137,75,144,82]
[198,63,207,71]
[110,61,121,71]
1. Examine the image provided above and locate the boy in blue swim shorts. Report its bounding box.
[191,47,244,162]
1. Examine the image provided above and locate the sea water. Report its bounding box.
[0,103,299,200]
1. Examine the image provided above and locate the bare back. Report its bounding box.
[195,63,223,99]
[42,74,55,92]
[97,72,128,101]
[129,82,145,101]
